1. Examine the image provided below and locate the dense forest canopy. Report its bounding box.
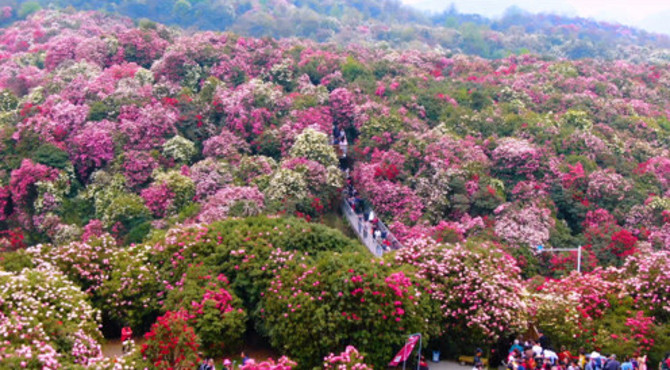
[1,0,670,61]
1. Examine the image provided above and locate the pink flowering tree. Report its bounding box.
[491,138,544,181]
[329,88,357,128]
[69,122,116,179]
[9,159,60,226]
[202,128,250,163]
[198,186,265,223]
[586,169,633,210]
[123,151,159,189]
[189,158,234,200]
[118,101,178,150]
[494,201,555,248]
[620,251,670,321]
[394,239,528,341]
[140,182,175,218]
[530,269,625,348]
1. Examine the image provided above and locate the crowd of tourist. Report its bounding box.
[496,332,662,370]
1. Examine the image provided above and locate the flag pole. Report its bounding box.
[416,334,422,370]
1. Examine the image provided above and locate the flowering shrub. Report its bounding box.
[69,121,115,178]
[240,356,297,370]
[139,310,200,369]
[620,251,670,319]
[163,266,246,357]
[289,128,338,167]
[0,264,103,367]
[190,158,234,200]
[323,346,372,370]
[395,239,528,340]
[162,135,197,163]
[587,169,633,207]
[491,138,543,180]
[202,128,250,162]
[141,182,175,217]
[122,151,159,188]
[261,252,434,368]
[198,186,264,223]
[494,202,555,248]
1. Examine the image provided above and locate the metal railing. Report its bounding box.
[340,196,404,257]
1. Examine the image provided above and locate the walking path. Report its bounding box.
[333,127,404,257]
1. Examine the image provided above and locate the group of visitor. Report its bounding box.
[334,125,397,254]
[333,124,348,159]
[344,176,394,253]
[198,351,249,370]
[500,332,655,370]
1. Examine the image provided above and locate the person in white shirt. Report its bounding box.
[543,349,558,365]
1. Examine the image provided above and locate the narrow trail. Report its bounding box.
[333,127,403,257]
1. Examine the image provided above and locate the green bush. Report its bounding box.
[0,250,34,272]
[32,144,70,170]
[163,265,247,357]
[260,251,435,368]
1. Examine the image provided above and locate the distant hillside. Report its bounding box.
[2,0,670,61]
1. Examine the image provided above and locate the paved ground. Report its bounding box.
[425,360,466,370]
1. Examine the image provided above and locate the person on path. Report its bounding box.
[241,352,250,366]
[121,326,132,354]
[661,354,670,370]
[510,340,524,354]
[558,346,572,365]
[622,358,633,370]
[591,351,603,370]
[474,348,484,367]
[420,355,429,370]
[585,355,594,370]
[637,355,647,370]
[222,359,231,370]
[339,136,348,158]
[538,331,550,350]
[604,354,621,370]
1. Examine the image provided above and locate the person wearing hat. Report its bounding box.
[585,354,594,370]
[222,359,232,370]
[591,351,603,370]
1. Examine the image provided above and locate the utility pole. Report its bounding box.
[536,245,582,273]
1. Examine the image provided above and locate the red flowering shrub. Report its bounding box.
[9,159,59,209]
[163,266,247,357]
[139,310,200,369]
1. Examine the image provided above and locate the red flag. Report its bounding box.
[389,335,420,366]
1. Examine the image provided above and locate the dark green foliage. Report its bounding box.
[87,100,118,122]
[124,221,152,245]
[32,145,70,170]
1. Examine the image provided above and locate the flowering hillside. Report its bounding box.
[0,9,669,369]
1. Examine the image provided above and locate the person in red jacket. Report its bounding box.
[121,326,132,353]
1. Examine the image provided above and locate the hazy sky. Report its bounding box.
[400,0,670,35]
